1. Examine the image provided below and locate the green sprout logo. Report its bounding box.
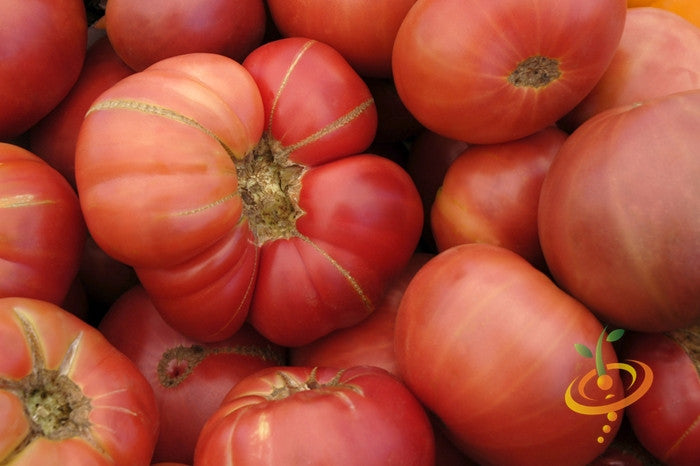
[565,327,653,445]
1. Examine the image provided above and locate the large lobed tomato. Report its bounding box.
[194,365,435,465]
[0,143,86,305]
[395,243,624,465]
[392,0,627,144]
[0,297,159,464]
[0,0,86,140]
[539,89,700,333]
[98,286,286,464]
[75,38,423,346]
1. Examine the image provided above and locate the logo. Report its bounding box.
[565,327,653,444]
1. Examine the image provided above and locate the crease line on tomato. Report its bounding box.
[0,194,56,209]
[267,39,316,131]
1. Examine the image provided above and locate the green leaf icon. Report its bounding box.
[575,343,593,358]
[606,328,625,342]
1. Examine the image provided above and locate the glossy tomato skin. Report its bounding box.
[98,286,286,464]
[618,330,700,465]
[194,365,435,465]
[431,126,567,270]
[0,297,159,464]
[266,0,417,78]
[392,0,626,144]
[539,90,700,333]
[29,36,134,189]
[395,244,623,465]
[0,0,86,140]
[0,143,86,305]
[105,0,266,71]
[561,7,700,130]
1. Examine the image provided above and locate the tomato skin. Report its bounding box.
[29,36,134,189]
[0,297,159,464]
[0,0,86,140]
[266,0,417,78]
[0,143,86,305]
[539,90,700,332]
[392,0,626,144]
[627,0,700,27]
[618,330,700,465]
[395,244,623,465]
[194,365,435,465]
[98,286,286,464]
[105,0,267,71]
[431,126,566,270]
[561,7,700,130]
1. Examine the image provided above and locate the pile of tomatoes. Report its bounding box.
[1,1,698,465]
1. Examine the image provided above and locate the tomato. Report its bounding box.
[75,39,423,346]
[392,0,626,144]
[431,126,567,270]
[0,297,159,464]
[0,0,87,140]
[627,0,700,27]
[193,365,435,465]
[395,244,624,465]
[617,328,700,465]
[29,36,134,189]
[561,7,700,131]
[98,286,286,464]
[539,90,700,333]
[266,0,417,78]
[0,143,86,305]
[104,0,267,71]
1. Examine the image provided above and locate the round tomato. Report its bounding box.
[0,297,159,464]
[392,0,626,144]
[431,126,567,270]
[98,286,286,464]
[539,90,700,333]
[105,0,266,71]
[194,365,435,465]
[0,0,86,140]
[395,243,624,465]
[561,7,700,130]
[266,0,417,78]
[0,143,86,305]
[29,36,134,189]
[75,39,423,346]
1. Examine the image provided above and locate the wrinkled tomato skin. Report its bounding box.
[194,366,435,465]
[395,244,623,465]
[539,90,700,333]
[0,297,159,464]
[0,143,86,305]
[0,0,86,140]
[98,286,286,464]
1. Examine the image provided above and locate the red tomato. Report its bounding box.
[194,365,435,465]
[392,0,627,144]
[0,297,159,464]
[98,286,286,464]
[0,143,86,305]
[431,126,567,270]
[395,244,624,465]
[618,329,700,465]
[0,0,87,140]
[561,7,700,130]
[538,90,700,333]
[75,39,422,346]
[266,0,417,78]
[105,0,266,71]
[29,36,134,189]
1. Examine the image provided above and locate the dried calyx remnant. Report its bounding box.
[508,55,562,88]
[669,325,700,375]
[267,367,362,401]
[0,312,96,463]
[234,132,306,246]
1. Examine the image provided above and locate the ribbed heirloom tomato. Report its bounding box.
[75,38,423,346]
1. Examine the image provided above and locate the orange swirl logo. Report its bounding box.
[565,328,653,444]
